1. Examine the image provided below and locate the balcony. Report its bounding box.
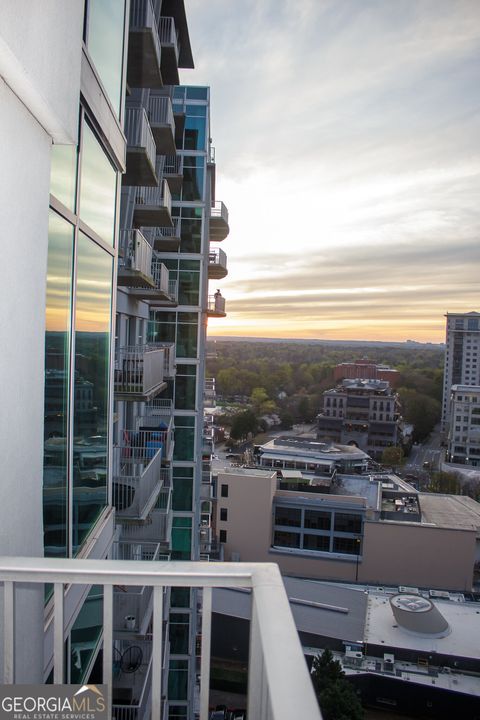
[136,412,174,464]
[147,96,175,155]
[117,230,155,290]
[133,179,172,228]
[141,218,181,252]
[145,347,175,379]
[207,294,226,318]
[114,345,166,401]
[163,154,183,194]
[128,259,176,305]
[112,431,165,521]
[128,0,162,88]
[209,201,229,241]
[208,247,228,280]
[124,107,157,187]
[159,17,180,85]
[0,558,321,720]
[121,490,173,546]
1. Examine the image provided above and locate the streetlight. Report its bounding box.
[355,538,362,583]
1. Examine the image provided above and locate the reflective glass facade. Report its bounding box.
[85,0,126,115]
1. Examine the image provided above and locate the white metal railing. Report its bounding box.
[135,179,172,215]
[148,96,175,131]
[159,16,179,62]
[112,637,153,720]
[163,154,182,175]
[112,541,162,562]
[207,294,226,314]
[141,218,180,246]
[130,0,161,67]
[118,230,153,277]
[112,432,164,519]
[135,413,173,462]
[0,559,321,720]
[120,498,172,544]
[144,346,175,378]
[167,279,178,302]
[211,200,229,226]
[144,397,173,413]
[114,345,165,397]
[208,247,227,270]
[205,378,215,391]
[150,258,169,295]
[124,107,156,170]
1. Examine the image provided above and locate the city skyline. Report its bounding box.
[185,0,480,342]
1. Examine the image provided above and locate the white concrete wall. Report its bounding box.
[0,0,83,142]
[0,2,83,681]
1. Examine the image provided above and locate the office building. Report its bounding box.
[316,379,407,459]
[441,312,480,433]
[446,385,480,467]
[215,463,480,591]
[334,360,400,387]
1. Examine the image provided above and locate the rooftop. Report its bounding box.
[419,494,480,532]
[262,436,369,461]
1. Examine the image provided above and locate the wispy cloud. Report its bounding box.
[184,0,480,341]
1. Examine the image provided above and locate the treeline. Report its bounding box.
[207,341,444,440]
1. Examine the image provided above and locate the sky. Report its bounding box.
[182,0,480,343]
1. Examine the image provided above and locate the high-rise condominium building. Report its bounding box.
[446,385,480,466]
[441,312,480,433]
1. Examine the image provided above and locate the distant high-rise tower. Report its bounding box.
[441,312,480,432]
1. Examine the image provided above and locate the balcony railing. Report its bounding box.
[135,413,174,463]
[112,541,163,562]
[147,96,175,155]
[114,345,166,401]
[128,0,162,88]
[158,17,180,84]
[144,348,175,379]
[134,179,172,228]
[207,294,226,317]
[120,498,172,545]
[0,558,321,720]
[112,431,165,520]
[124,107,157,186]
[141,218,181,251]
[118,230,155,289]
[208,247,228,280]
[209,201,229,241]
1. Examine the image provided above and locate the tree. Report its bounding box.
[428,471,462,495]
[311,650,364,720]
[381,446,404,467]
[229,410,258,441]
[250,387,276,416]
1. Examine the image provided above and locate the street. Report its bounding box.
[404,424,443,474]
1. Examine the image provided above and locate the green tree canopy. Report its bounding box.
[311,649,364,720]
[381,446,404,467]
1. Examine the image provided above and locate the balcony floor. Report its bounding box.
[124,148,158,187]
[127,30,163,88]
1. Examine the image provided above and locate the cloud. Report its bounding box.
[184,0,480,341]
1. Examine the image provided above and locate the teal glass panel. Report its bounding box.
[175,372,196,410]
[179,218,201,253]
[43,212,74,558]
[173,428,194,461]
[171,528,192,560]
[73,233,113,553]
[70,586,103,683]
[169,706,188,720]
[87,0,126,115]
[184,116,206,151]
[181,157,204,200]
[172,478,193,510]
[79,122,117,245]
[169,613,190,654]
[168,660,189,701]
[50,144,77,211]
[176,314,198,359]
[178,259,200,305]
[170,587,190,608]
[186,87,208,100]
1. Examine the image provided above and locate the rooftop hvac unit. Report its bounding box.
[399,586,419,594]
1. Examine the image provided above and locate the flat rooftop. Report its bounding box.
[261,436,369,460]
[365,593,480,660]
[419,494,480,531]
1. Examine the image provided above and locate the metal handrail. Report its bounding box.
[135,179,172,215]
[159,17,179,62]
[148,95,175,131]
[124,107,156,169]
[130,0,161,67]
[211,200,229,225]
[208,247,227,268]
[114,345,165,397]
[207,294,226,314]
[0,558,322,720]
[163,154,182,174]
[118,230,153,276]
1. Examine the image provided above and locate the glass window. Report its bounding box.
[177,313,198,358]
[50,144,77,211]
[79,121,117,245]
[170,588,190,608]
[169,613,190,655]
[273,531,300,549]
[219,529,227,543]
[175,364,197,410]
[275,507,301,528]
[172,465,193,511]
[86,0,126,115]
[179,213,202,253]
[171,517,192,560]
[72,233,113,553]
[70,586,103,683]
[334,513,362,534]
[183,116,206,151]
[173,416,195,461]
[168,660,189,701]
[181,157,205,201]
[178,259,200,305]
[303,534,330,551]
[43,212,74,558]
[333,537,361,555]
[186,87,208,100]
[221,484,228,498]
[220,508,228,521]
[304,510,331,530]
